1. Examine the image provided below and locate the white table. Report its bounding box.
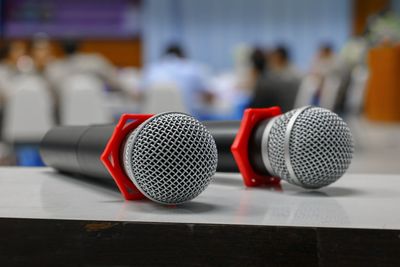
[0,167,399,266]
[0,167,399,230]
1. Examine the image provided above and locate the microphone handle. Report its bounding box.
[41,119,271,178]
[40,125,116,180]
[203,120,269,175]
[202,121,240,172]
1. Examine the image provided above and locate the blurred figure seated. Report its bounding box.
[310,43,340,78]
[249,76,300,112]
[248,47,267,91]
[2,74,54,166]
[249,45,301,112]
[0,40,32,75]
[45,39,120,91]
[31,36,55,75]
[0,40,33,98]
[0,40,33,83]
[29,36,60,108]
[268,45,302,82]
[59,74,112,126]
[141,43,214,118]
[307,43,345,110]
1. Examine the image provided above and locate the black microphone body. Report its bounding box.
[42,120,251,177]
[202,121,239,172]
[203,120,269,175]
[40,125,115,180]
[206,106,354,189]
[40,112,219,204]
[42,120,267,176]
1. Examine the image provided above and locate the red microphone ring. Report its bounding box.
[101,113,153,200]
[102,107,282,199]
[231,106,282,187]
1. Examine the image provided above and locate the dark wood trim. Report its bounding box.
[0,218,399,266]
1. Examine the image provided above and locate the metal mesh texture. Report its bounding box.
[266,109,297,182]
[267,107,354,188]
[123,113,218,204]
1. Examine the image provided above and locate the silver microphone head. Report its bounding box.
[263,106,354,189]
[123,112,218,205]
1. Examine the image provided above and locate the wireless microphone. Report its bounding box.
[204,106,354,189]
[40,112,218,204]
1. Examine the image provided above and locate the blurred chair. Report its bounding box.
[3,74,54,143]
[60,74,112,125]
[319,75,342,111]
[142,82,187,114]
[103,67,141,117]
[294,75,320,108]
[118,67,141,94]
[2,74,54,166]
[345,66,369,115]
[209,73,246,119]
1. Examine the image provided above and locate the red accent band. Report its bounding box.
[231,107,282,187]
[101,113,153,200]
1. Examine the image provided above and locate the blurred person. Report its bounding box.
[269,45,302,81]
[310,43,341,77]
[248,74,300,112]
[248,47,267,91]
[141,43,214,118]
[31,37,55,74]
[337,37,369,115]
[117,67,142,102]
[0,42,11,95]
[203,45,257,120]
[308,43,352,111]
[45,39,120,91]
[28,38,60,111]
[0,50,16,166]
[0,40,34,99]
[249,45,301,112]
[0,40,32,78]
[232,44,252,90]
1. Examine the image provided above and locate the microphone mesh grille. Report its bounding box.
[267,109,297,181]
[267,107,354,188]
[124,113,218,204]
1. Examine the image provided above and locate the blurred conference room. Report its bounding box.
[0,0,398,171]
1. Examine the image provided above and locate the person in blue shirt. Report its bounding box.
[141,44,214,118]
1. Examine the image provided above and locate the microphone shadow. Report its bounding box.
[283,184,365,197]
[212,173,364,197]
[212,173,244,187]
[41,170,220,213]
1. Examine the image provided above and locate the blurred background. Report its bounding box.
[0,0,399,171]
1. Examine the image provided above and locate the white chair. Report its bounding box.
[209,73,239,116]
[142,82,187,114]
[319,75,342,111]
[345,66,369,115]
[117,67,141,94]
[60,74,112,125]
[2,74,54,143]
[294,75,320,108]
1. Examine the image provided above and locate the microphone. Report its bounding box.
[204,106,354,189]
[40,112,218,205]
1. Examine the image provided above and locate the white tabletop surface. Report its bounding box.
[0,167,399,230]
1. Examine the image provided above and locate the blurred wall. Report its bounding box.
[142,0,352,71]
[0,39,142,68]
[392,0,400,14]
[71,39,142,67]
